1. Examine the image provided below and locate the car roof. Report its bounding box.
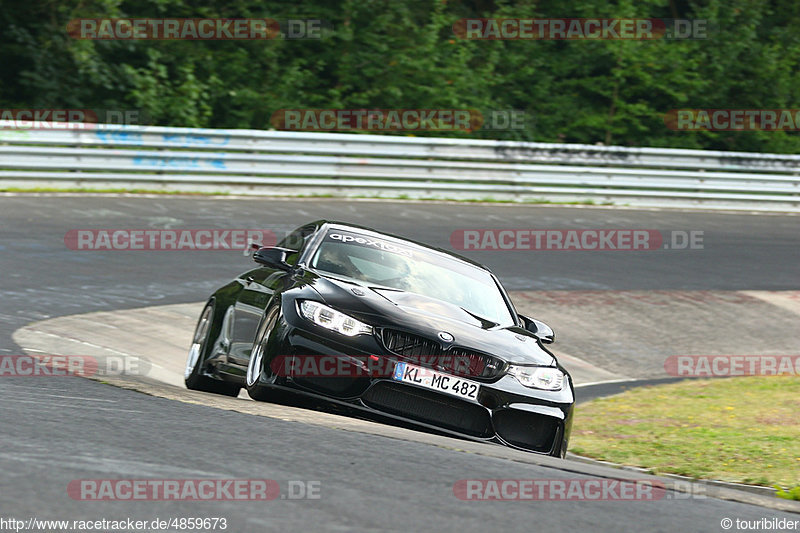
[305,219,491,272]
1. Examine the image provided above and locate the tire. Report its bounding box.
[185,301,241,397]
[246,305,287,402]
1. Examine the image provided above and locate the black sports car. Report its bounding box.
[184,220,574,456]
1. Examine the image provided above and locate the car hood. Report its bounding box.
[304,272,556,366]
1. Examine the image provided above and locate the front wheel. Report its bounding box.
[185,301,241,397]
[246,306,287,402]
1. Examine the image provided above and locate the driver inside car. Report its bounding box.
[313,244,364,280]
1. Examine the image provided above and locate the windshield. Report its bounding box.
[309,229,514,326]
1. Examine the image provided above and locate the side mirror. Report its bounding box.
[519,315,555,344]
[252,246,294,271]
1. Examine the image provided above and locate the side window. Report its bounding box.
[278,224,317,266]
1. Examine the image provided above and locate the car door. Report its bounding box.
[227,223,320,367]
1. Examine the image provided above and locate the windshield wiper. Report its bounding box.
[459,307,498,328]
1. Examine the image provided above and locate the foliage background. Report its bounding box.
[2,0,799,152]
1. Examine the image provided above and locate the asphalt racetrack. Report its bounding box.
[2,195,799,532]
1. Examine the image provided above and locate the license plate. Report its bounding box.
[391,362,480,401]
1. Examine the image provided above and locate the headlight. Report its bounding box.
[298,300,373,336]
[508,365,564,391]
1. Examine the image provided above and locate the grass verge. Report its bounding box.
[570,376,799,492]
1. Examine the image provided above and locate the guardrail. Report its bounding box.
[1,125,798,210]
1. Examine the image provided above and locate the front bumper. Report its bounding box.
[264,306,575,456]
